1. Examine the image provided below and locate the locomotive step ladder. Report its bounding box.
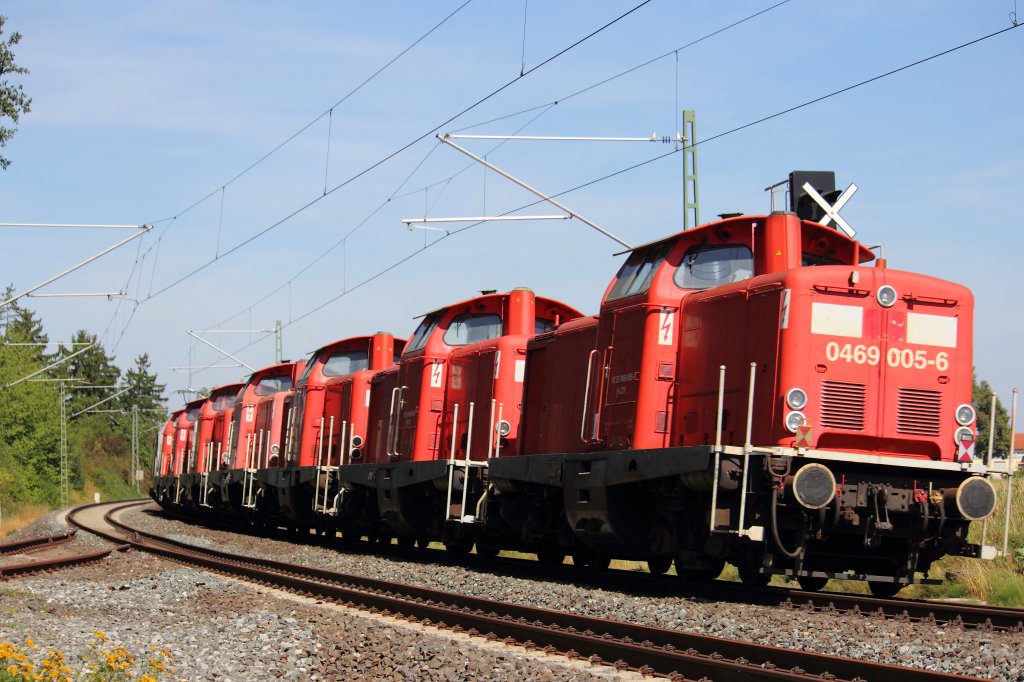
[708,363,764,542]
[444,400,503,524]
[242,430,266,510]
[313,417,346,516]
[199,442,222,508]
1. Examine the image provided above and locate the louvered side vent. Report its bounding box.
[897,387,942,436]
[820,380,866,430]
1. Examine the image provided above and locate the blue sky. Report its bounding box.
[1,1,1022,417]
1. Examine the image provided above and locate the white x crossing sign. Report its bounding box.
[802,181,858,238]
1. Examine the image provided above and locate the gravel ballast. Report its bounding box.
[0,511,632,681]
[119,505,1024,681]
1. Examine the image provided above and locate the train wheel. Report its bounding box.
[475,542,500,559]
[737,563,770,588]
[646,556,673,575]
[868,580,903,598]
[796,575,829,592]
[677,558,724,583]
[445,539,472,555]
[571,554,610,571]
[536,548,565,567]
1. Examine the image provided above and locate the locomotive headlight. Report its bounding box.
[954,426,973,444]
[785,410,807,433]
[785,387,808,411]
[270,444,280,456]
[876,284,898,308]
[350,435,364,449]
[496,420,512,438]
[955,403,976,426]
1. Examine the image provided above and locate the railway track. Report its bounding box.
[152,504,1024,634]
[73,500,989,682]
[0,529,77,554]
[0,527,123,580]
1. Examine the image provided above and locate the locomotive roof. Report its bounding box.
[209,382,243,398]
[413,289,580,319]
[613,212,875,264]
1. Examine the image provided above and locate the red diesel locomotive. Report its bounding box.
[152,172,997,594]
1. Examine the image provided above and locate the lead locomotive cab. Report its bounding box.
[492,170,996,593]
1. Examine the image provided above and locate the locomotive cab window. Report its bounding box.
[254,375,292,396]
[405,311,443,354]
[673,244,754,289]
[606,243,671,301]
[443,313,503,346]
[211,394,236,411]
[321,350,370,377]
[297,351,320,386]
[535,318,555,334]
[802,252,844,267]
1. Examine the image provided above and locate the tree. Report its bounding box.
[0,297,60,505]
[121,353,167,469]
[0,15,31,170]
[1,285,49,364]
[974,371,1011,459]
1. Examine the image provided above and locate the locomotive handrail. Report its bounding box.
[486,398,496,460]
[444,403,460,522]
[738,362,756,538]
[709,365,726,534]
[385,387,401,457]
[580,349,600,443]
[461,401,476,520]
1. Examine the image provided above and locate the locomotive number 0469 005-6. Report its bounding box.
[824,341,949,371]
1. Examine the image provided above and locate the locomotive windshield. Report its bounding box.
[254,375,292,396]
[606,243,671,301]
[443,313,503,346]
[210,393,236,411]
[405,311,443,354]
[673,244,754,289]
[321,350,370,376]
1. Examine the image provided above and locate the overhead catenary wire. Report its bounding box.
[138,1,655,304]
[203,103,557,333]
[186,18,1024,376]
[110,1,768,357]
[145,0,478,242]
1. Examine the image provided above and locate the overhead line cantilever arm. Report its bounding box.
[436,134,633,250]
[0,225,151,310]
[0,344,95,391]
[70,387,131,419]
[186,330,256,372]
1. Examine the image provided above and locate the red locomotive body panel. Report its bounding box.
[158,410,182,476]
[366,290,580,465]
[194,383,242,473]
[174,401,202,475]
[290,333,403,468]
[520,316,599,455]
[226,361,304,470]
[674,214,972,463]
[442,289,578,461]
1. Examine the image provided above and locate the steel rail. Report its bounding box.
[73,501,984,682]
[0,545,124,580]
[154,504,1024,633]
[0,529,77,555]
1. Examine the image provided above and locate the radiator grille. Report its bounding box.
[897,387,942,436]
[820,380,866,430]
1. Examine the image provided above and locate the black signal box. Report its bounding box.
[789,171,837,223]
